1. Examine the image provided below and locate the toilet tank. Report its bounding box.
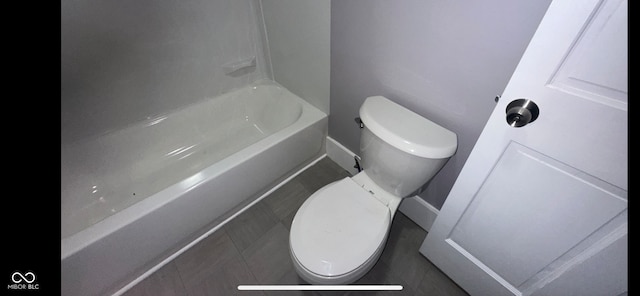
[359,96,457,197]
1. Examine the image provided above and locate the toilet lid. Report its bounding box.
[290,177,391,277]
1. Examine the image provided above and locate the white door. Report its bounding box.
[420,0,627,295]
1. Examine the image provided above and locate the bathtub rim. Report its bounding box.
[61,93,326,260]
[61,81,304,238]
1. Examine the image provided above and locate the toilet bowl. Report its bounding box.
[289,95,457,284]
[289,174,390,284]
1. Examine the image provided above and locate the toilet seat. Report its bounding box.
[289,177,391,281]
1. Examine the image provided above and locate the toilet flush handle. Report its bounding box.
[354,117,364,129]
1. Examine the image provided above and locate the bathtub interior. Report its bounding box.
[61,79,305,239]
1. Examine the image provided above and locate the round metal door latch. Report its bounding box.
[505,99,539,127]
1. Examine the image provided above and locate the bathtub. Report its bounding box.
[61,80,327,296]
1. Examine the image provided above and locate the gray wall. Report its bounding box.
[330,0,552,209]
[61,0,270,145]
[261,0,331,114]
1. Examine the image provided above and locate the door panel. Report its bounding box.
[547,0,627,109]
[420,0,627,295]
[448,142,626,289]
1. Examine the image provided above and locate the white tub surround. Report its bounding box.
[61,80,327,296]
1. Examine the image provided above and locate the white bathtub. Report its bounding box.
[61,80,327,296]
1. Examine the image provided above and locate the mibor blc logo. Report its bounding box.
[7,271,39,290]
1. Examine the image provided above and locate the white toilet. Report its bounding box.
[289,95,458,285]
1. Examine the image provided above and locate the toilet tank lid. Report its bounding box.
[359,96,457,159]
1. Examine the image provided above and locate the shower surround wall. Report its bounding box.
[61,0,311,295]
[260,0,331,114]
[61,0,270,145]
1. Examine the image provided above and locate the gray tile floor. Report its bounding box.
[123,157,469,296]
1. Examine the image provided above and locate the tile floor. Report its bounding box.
[122,157,469,296]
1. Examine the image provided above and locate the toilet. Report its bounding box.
[289,95,458,285]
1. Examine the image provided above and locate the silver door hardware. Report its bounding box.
[505,99,539,127]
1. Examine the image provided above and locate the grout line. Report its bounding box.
[223,226,246,260]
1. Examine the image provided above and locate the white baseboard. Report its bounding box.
[325,136,439,232]
[397,195,439,232]
[325,136,360,175]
